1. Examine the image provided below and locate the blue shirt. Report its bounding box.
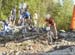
[22,11,30,19]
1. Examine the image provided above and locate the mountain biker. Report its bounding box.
[23,9,31,23]
[45,14,58,42]
[18,3,31,26]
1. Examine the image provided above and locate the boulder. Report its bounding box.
[16,51,25,55]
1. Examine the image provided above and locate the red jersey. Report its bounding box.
[45,18,54,26]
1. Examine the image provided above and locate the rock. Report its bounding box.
[0,44,5,47]
[5,42,16,48]
[0,52,7,55]
[58,32,68,38]
[59,30,66,33]
[2,51,7,55]
[0,52,3,55]
[16,51,25,55]
[40,40,48,45]
[48,46,75,55]
[16,43,22,46]
[25,45,33,50]
[9,50,15,55]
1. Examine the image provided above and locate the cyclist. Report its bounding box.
[45,14,58,44]
[18,3,31,26]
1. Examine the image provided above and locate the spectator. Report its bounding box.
[10,7,16,26]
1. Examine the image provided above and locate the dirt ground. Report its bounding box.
[0,38,75,54]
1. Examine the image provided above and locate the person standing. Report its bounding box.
[33,12,39,27]
[10,7,16,26]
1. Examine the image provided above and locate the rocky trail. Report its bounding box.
[0,31,75,55]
